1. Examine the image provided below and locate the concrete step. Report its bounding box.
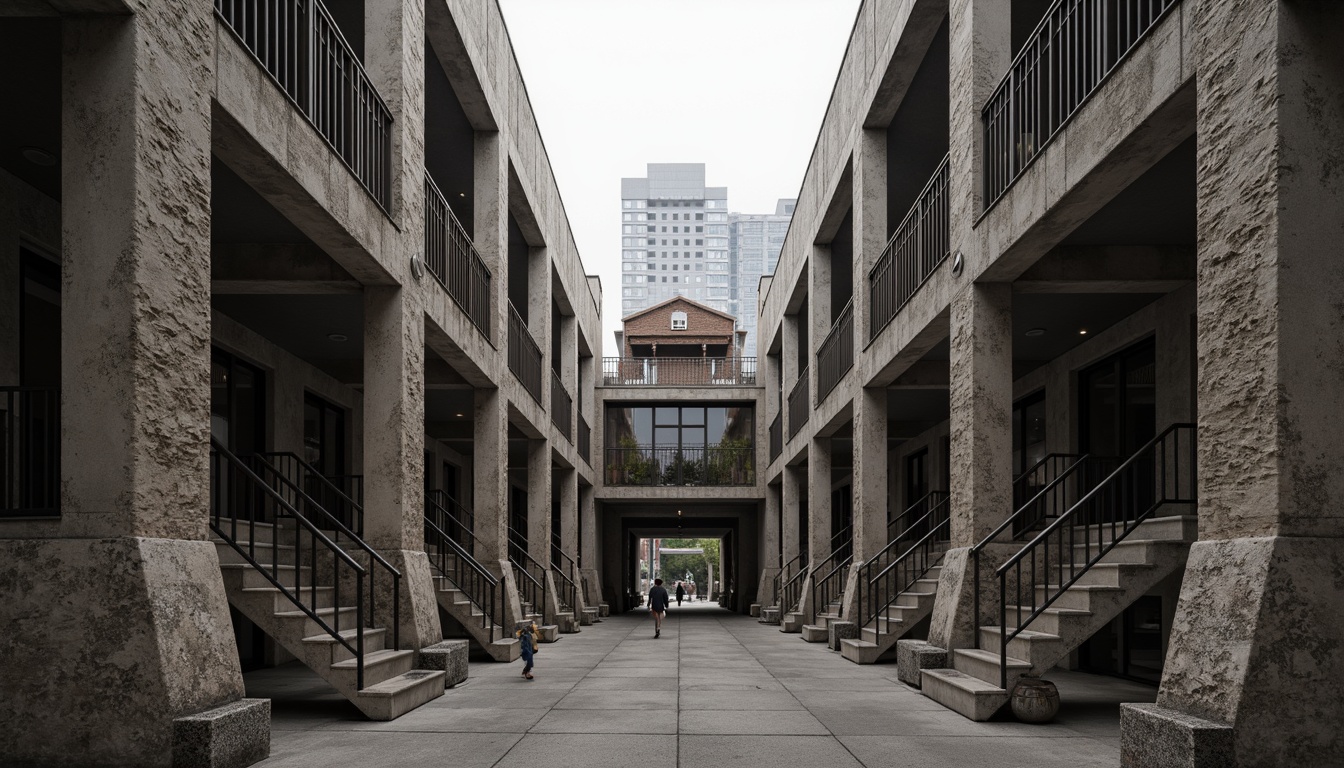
[210,521,299,546]
[300,627,388,665]
[1069,515,1196,543]
[354,669,446,720]
[1002,604,1093,635]
[331,648,416,688]
[1034,583,1123,611]
[977,626,1063,664]
[220,562,314,590]
[241,585,336,612]
[800,624,829,643]
[920,668,1010,721]
[839,639,883,664]
[488,638,522,662]
[273,605,360,639]
[214,540,296,567]
[780,611,805,633]
[951,647,1031,686]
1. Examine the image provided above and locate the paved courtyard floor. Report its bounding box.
[248,606,1156,767]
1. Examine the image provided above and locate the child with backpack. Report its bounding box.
[516,620,539,680]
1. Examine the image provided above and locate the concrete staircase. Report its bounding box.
[428,551,519,662]
[920,515,1197,720]
[215,524,444,720]
[839,564,942,664]
[800,599,844,642]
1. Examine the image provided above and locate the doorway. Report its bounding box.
[211,347,266,456]
[1080,339,1156,459]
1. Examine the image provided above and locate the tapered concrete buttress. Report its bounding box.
[0,4,269,765]
[1120,3,1344,766]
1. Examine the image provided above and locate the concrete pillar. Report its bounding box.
[0,5,265,765]
[759,483,781,605]
[928,282,1013,651]
[851,387,890,562]
[473,132,508,345]
[807,437,833,568]
[472,388,510,564]
[782,464,805,567]
[363,286,441,650]
[526,438,561,620]
[948,0,1009,264]
[578,482,602,606]
[853,128,887,342]
[1121,5,1344,766]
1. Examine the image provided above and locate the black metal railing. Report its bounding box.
[788,366,810,439]
[982,0,1181,207]
[994,424,1196,687]
[258,452,363,535]
[971,452,1120,650]
[779,560,811,614]
[424,492,497,642]
[604,445,755,487]
[769,412,782,463]
[551,371,572,441]
[508,528,551,625]
[551,545,580,624]
[868,155,950,340]
[858,492,952,630]
[816,299,855,404]
[425,173,492,339]
[601,357,757,386]
[809,525,853,624]
[770,551,805,608]
[578,415,591,467]
[0,387,59,517]
[211,438,398,690]
[508,303,544,405]
[214,0,392,209]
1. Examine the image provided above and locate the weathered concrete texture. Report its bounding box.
[418,640,470,688]
[172,698,271,768]
[927,544,1015,651]
[1120,703,1234,768]
[385,549,445,651]
[1155,538,1344,766]
[0,538,251,766]
[827,621,858,651]
[896,640,947,688]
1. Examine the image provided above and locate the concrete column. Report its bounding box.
[948,0,1009,262]
[364,0,424,224]
[853,128,887,342]
[928,282,1013,650]
[578,483,602,607]
[362,286,440,650]
[525,438,561,620]
[1121,5,1344,766]
[759,484,782,605]
[851,387,890,562]
[807,437,833,568]
[0,5,263,765]
[473,132,508,346]
[472,388,510,564]
[781,465,804,572]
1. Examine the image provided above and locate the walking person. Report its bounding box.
[675,581,686,607]
[516,620,539,680]
[648,578,669,638]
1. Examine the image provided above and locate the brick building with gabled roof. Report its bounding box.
[615,295,746,359]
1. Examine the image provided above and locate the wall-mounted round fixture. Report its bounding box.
[950,251,965,277]
[21,147,56,167]
[409,253,426,282]
[327,333,348,342]
[1025,328,1046,337]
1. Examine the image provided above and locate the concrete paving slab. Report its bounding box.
[678,708,829,735]
[529,708,677,734]
[500,733,677,767]
[679,735,865,768]
[256,730,520,767]
[678,690,804,710]
[554,689,679,710]
[840,734,1118,767]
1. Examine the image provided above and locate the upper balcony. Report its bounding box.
[424,173,492,340]
[602,357,757,387]
[868,155,950,341]
[215,0,392,210]
[982,0,1181,209]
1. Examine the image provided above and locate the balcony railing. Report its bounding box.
[869,155,950,340]
[601,357,757,386]
[215,0,392,209]
[551,370,572,442]
[1,387,59,517]
[508,303,544,405]
[982,0,1180,207]
[578,415,591,467]
[816,299,854,404]
[787,366,810,440]
[605,446,755,487]
[424,173,491,339]
[769,412,782,463]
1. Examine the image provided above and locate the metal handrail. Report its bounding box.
[257,452,364,534]
[787,365,810,439]
[551,370,572,441]
[604,445,755,487]
[970,453,1117,652]
[779,561,811,614]
[808,525,853,625]
[867,155,950,340]
[994,423,1197,687]
[210,437,372,689]
[0,386,59,517]
[427,489,477,554]
[423,495,498,643]
[508,302,544,404]
[600,357,758,386]
[424,173,492,339]
[769,412,782,462]
[816,298,855,404]
[981,0,1181,207]
[858,492,951,629]
[508,528,552,625]
[771,551,806,608]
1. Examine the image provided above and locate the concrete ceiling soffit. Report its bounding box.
[211,243,360,294]
[424,322,493,388]
[1013,245,1195,294]
[507,162,546,246]
[863,0,949,128]
[425,0,497,130]
[815,163,854,245]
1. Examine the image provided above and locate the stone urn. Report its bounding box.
[1011,678,1060,723]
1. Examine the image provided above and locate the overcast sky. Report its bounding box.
[496,0,862,356]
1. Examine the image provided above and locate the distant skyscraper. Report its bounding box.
[619,164,729,318]
[730,199,796,357]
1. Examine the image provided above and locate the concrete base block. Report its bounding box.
[759,607,780,625]
[598,603,610,617]
[556,614,579,634]
[580,608,598,625]
[749,603,761,617]
[418,640,469,688]
[896,640,947,688]
[172,698,270,768]
[1121,703,1234,768]
[827,621,858,651]
[539,625,560,643]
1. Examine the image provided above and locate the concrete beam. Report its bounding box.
[210,243,361,294]
[1013,245,1195,294]
[890,360,950,389]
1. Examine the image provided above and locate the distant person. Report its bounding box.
[648,578,669,638]
[516,620,539,680]
[689,582,697,601]
[675,582,686,606]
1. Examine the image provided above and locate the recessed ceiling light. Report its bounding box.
[1024,328,1046,337]
[327,333,348,342]
[455,412,464,418]
[1078,329,1088,336]
[459,192,466,198]
[22,147,56,167]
